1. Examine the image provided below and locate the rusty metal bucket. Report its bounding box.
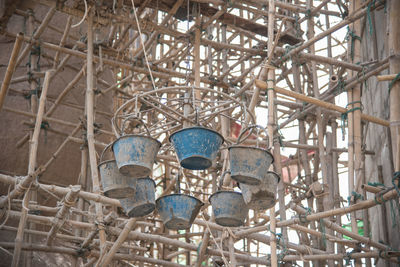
[98,143,135,199]
[170,126,224,170]
[119,177,156,217]
[229,125,274,185]
[239,171,280,210]
[209,191,248,227]
[156,193,203,230]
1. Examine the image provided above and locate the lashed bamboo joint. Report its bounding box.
[0,0,399,266]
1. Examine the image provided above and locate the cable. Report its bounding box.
[71,0,88,28]
[130,0,157,90]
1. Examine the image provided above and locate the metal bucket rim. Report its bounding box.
[169,126,225,144]
[156,193,204,207]
[228,145,274,164]
[209,190,243,203]
[265,171,281,183]
[136,177,157,187]
[112,134,162,149]
[237,171,281,189]
[98,159,117,169]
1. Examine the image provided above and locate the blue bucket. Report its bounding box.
[229,146,274,185]
[156,194,203,230]
[169,127,224,170]
[113,135,161,178]
[209,191,248,227]
[98,160,136,199]
[239,171,280,210]
[119,177,156,217]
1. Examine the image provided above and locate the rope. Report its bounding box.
[341,102,362,141]
[388,73,400,93]
[0,184,12,229]
[344,251,354,266]
[368,182,385,187]
[347,191,364,205]
[267,225,287,266]
[298,206,312,224]
[345,26,361,61]
[366,1,375,36]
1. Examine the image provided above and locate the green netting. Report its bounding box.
[342,220,364,240]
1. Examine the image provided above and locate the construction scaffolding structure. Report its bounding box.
[0,0,400,266]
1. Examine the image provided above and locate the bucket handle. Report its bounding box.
[115,115,152,137]
[218,171,231,191]
[100,142,114,163]
[236,124,270,149]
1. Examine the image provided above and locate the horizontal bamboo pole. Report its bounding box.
[255,79,390,127]
[361,184,384,194]
[6,209,270,265]
[0,242,189,267]
[1,225,148,252]
[0,173,121,208]
[276,188,399,227]
[377,74,399,81]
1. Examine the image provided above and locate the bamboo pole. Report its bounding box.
[97,218,137,266]
[46,185,81,245]
[11,70,53,267]
[255,79,390,127]
[85,11,107,258]
[0,33,24,110]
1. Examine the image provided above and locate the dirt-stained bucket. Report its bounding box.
[156,193,203,230]
[209,191,248,227]
[170,126,224,170]
[119,177,156,217]
[239,171,280,210]
[98,159,136,199]
[229,125,274,185]
[112,134,161,178]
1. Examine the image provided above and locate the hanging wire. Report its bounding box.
[130,0,157,90]
[71,0,88,28]
[185,0,191,86]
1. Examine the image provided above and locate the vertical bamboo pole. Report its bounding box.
[12,70,53,267]
[267,1,277,266]
[293,62,314,267]
[331,121,345,266]
[347,2,362,266]
[86,10,107,258]
[26,13,39,266]
[229,235,237,267]
[0,33,24,110]
[98,218,137,266]
[306,0,334,264]
[389,0,400,171]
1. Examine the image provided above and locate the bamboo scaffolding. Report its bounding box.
[0,1,399,266]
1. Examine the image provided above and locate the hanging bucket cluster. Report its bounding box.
[230,125,279,210]
[154,126,224,230]
[99,117,161,218]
